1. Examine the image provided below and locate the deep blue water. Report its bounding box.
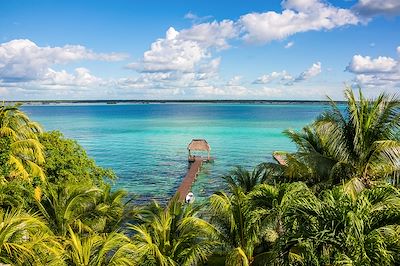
[22,103,330,202]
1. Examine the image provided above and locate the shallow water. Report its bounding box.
[22,103,330,202]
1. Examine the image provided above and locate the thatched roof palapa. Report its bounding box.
[187,139,210,151]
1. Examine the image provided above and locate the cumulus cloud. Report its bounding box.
[354,0,400,17]
[0,39,127,83]
[240,0,359,43]
[254,63,321,86]
[347,55,397,73]
[227,75,243,86]
[285,41,294,48]
[347,47,400,88]
[127,27,208,73]
[253,71,293,84]
[128,21,237,74]
[129,0,360,93]
[41,68,103,87]
[125,20,238,95]
[294,62,322,82]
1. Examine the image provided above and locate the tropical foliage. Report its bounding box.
[262,88,400,190]
[0,103,44,182]
[0,88,399,265]
[130,196,216,265]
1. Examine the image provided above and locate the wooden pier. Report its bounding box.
[273,152,287,166]
[175,156,205,201]
[174,139,213,202]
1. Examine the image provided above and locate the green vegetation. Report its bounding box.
[0,88,399,265]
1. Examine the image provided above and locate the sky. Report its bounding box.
[0,0,400,100]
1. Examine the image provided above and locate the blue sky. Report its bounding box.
[0,0,399,100]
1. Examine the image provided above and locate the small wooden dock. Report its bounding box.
[174,139,213,202]
[273,152,287,166]
[175,157,205,201]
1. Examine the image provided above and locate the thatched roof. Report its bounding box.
[187,139,210,151]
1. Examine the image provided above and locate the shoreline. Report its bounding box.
[6,99,347,106]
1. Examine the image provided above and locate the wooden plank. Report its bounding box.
[175,157,203,202]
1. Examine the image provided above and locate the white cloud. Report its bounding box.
[127,27,208,73]
[354,0,400,17]
[294,62,322,82]
[253,62,322,89]
[347,55,397,73]
[284,41,294,48]
[179,20,237,49]
[0,39,127,83]
[347,47,400,88]
[254,63,321,86]
[253,71,293,84]
[122,0,365,99]
[240,0,359,43]
[41,67,102,87]
[184,12,198,20]
[227,75,242,86]
[129,0,360,95]
[128,21,237,74]
[125,21,237,95]
[184,11,213,24]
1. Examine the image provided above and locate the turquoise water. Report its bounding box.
[22,103,329,202]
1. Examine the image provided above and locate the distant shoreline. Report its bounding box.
[6,99,347,105]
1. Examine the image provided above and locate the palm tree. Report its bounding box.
[316,88,400,187]
[0,180,32,210]
[223,165,267,194]
[81,185,130,233]
[278,184,400,265]
[260,126,345,190]
[264,88,400,189]
[0,103,45,181]
[35,182,100,237]
[65,227,136,266]
[209,181,313,265]
[247,182,315,265]
[208,189,258,265]
[0,209,62,265]
[130,196,216,266]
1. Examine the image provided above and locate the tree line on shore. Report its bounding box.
[0,88,399,265]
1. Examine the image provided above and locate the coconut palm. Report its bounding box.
[223,165,267,194]
[260,126,345,190]
[35,182,100,237]
[315,88,400,187]
[0,209,62,265]
[246,182,315,265]
[0,180,32,210]
[130,196,216,266]
[278,184,400,265]
[65,227,136,266]
[0,103,45,181]
[209,188,259,265]
[264,88,400,189]
[81,185,130,233]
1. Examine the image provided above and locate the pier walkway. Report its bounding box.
[175,157,204,202]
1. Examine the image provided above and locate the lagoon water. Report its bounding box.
[22,103,329,202]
